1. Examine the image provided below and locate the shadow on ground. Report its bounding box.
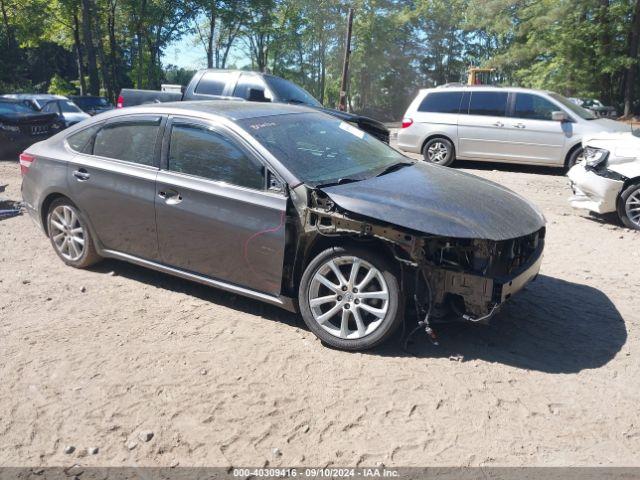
[453,160,565,176]
[92,261,626,374]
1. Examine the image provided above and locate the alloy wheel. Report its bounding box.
[50,205,86,262]
[308,256,390,339]
[427,142,448,163]
[625,188,640,228]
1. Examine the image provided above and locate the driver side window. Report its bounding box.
[168,123,265,190]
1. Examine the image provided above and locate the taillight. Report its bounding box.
[19,153,35,175]
[116,95,124,108]
[401,118,413,128]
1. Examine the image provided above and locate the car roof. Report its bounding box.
[2,94,67,100]
[113,100,316,121]
[420,85,554,95]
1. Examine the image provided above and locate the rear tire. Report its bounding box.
[422,137,455,166]
[298,246,402,351]
[47,198,101,268]
[617,182,640,231]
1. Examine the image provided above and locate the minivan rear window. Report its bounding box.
[468,92,508,117]
[418,92,463,114]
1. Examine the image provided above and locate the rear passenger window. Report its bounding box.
[194,72,229,96]
[67,124,103,153]
[418,92,463,113]
[468,92,508,116]
[93,120,160,166]
[513,93,557,120]
[168,124,264,190]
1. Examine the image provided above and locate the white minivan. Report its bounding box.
[397,86,631,168]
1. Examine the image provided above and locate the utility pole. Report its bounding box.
[338,7,354,112]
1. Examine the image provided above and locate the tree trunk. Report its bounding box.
[108,0,119,102]
[81,0,100,95]
[0,0,14,51]
[94,13,113,100]
[73,13,87,95]
[207,2,216,69]
[624,0,640,117]
[598,0,612,104]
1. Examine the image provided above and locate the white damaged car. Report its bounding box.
[568,132,640,230]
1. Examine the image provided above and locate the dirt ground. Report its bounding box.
[0,141,639,468]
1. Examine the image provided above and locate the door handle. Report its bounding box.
[493,121,504,127]
[158,189,183,205]
[513,123,526,129]
[73,169,90,181]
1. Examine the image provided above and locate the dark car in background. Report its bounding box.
[0,98,61,158]
[20,101,544,351]
[70,96,115,116]
[117,69,390,143]
[2,94,90,128]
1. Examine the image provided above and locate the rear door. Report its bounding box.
[457,91,511,161]
[155,117,287,295]
[502,92,567,165]
[66,115,164,260]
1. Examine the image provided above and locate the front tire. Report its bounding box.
[618,182,640,231]
[422,137,455,166]
[47,198,101,268]
[298,246,402,351]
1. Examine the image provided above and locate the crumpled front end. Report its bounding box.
[568,163,624,214]
[301,189,545,324]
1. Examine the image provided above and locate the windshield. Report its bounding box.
[263,76,322,107]
[549,93,597,120]
[75,97,111,109]
[58,101,83,113]
[0,101,36,114]
[239,112,409,186]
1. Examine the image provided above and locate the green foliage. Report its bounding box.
[1,0,639,117]
[48,73,77,95]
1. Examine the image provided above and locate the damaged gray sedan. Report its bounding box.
[20,101,545,351]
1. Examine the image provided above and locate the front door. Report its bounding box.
[155,117,287,296]
[501,92,567,165]
[67,115,163,260]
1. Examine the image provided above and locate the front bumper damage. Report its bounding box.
[567,163,625,214]
[303,196,544,323]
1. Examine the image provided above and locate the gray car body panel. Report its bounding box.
[321,162,545,241]
[22,100,545,315]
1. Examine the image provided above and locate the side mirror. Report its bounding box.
[248,88,270,103]
[552,111,568,122]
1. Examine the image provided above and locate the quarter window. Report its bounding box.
[168,124,264,190]
[194,72,230,96]
[468,92,508,116]
[93,120,160,166]
[67,124,103,153]
[418,92,464,114]
[513,93,558,121]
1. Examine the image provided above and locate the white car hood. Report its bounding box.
[586,118,633,133]
[583,131,640,178]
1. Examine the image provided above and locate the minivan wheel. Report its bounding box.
[618,182,640,231]
[422,137,455,166]
[298,246,402,351]
[47,198,101,268]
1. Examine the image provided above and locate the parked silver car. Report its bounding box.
[397,86,630,168]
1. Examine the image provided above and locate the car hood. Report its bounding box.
[320,162,545,241]
[586,118,631,133]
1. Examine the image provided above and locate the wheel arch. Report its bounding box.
[291,233,404,298]
[564,142,583,168]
